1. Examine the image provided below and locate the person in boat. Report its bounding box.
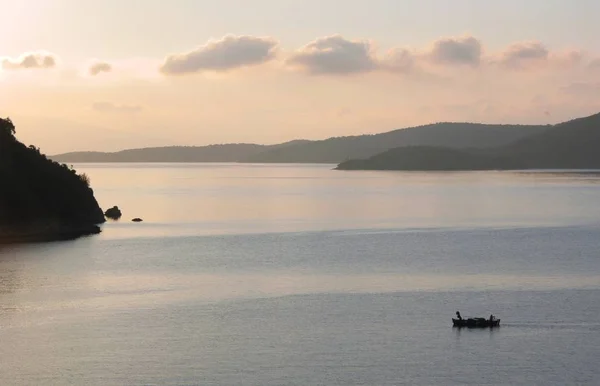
[456,311,463,321]
[489,314,495,322]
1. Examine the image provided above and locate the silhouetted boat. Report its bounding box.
[452,317,500,328]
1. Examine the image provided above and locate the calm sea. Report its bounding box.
[1,164,599,385]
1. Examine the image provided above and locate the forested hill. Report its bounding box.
[51,123,548,164]
[52,140,312,163]
[0,118,105,243]
[336,112,600,171]
[500,111,600,169]
[242,122,549,163]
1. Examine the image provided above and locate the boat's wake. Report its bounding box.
[500,322,600,331]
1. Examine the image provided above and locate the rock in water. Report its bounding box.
[104,206,122,220]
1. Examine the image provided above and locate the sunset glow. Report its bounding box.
[1,0,599,154]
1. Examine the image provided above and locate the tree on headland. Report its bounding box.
[0,117,104,242]
[0,117,15,136]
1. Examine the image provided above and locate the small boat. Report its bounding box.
[452,317,500,328]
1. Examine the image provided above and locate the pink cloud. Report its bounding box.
[160,35,279,75]
[286,35,378,75]
[2,51,57,70]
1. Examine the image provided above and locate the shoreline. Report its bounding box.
[0,223,102,245]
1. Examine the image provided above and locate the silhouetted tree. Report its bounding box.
[0,117,15,136]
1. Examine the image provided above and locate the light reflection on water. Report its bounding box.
[3,270,599,319]
[73,163,600,239]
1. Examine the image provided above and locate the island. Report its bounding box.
[0,117,105,244]
[335,146,523,171]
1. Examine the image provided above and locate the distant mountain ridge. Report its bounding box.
[54,144,268,163]
[336,112,600,171]
[51,122,548,164]
[242,122,549,163]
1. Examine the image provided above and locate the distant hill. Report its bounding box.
[502,112,600,169]
[241,123,549,163]
[52,140,312,163]
[0,118,105,243]
[51,123,547,164]
[53,144,268,163]
[336,112,600,171]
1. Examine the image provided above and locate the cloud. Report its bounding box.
[2,51,57,70]
[92,102,143,114]
[89,61,112,76]
[286,34,483,76]
[160,35,278,75]
[2,35,593,84]
[285,35,590,76]
[428,36,482,66]
[286,35,378,75]
[497,41,548,69]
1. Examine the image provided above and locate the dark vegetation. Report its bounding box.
[498,112,600,169]
[337,112,600,171]
[0,118,105,243]
[336,147,523,171]
[51,123,547,164]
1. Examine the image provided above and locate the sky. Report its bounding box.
[1,0,599,154]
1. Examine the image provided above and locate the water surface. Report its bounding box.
[1,164,599,385]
